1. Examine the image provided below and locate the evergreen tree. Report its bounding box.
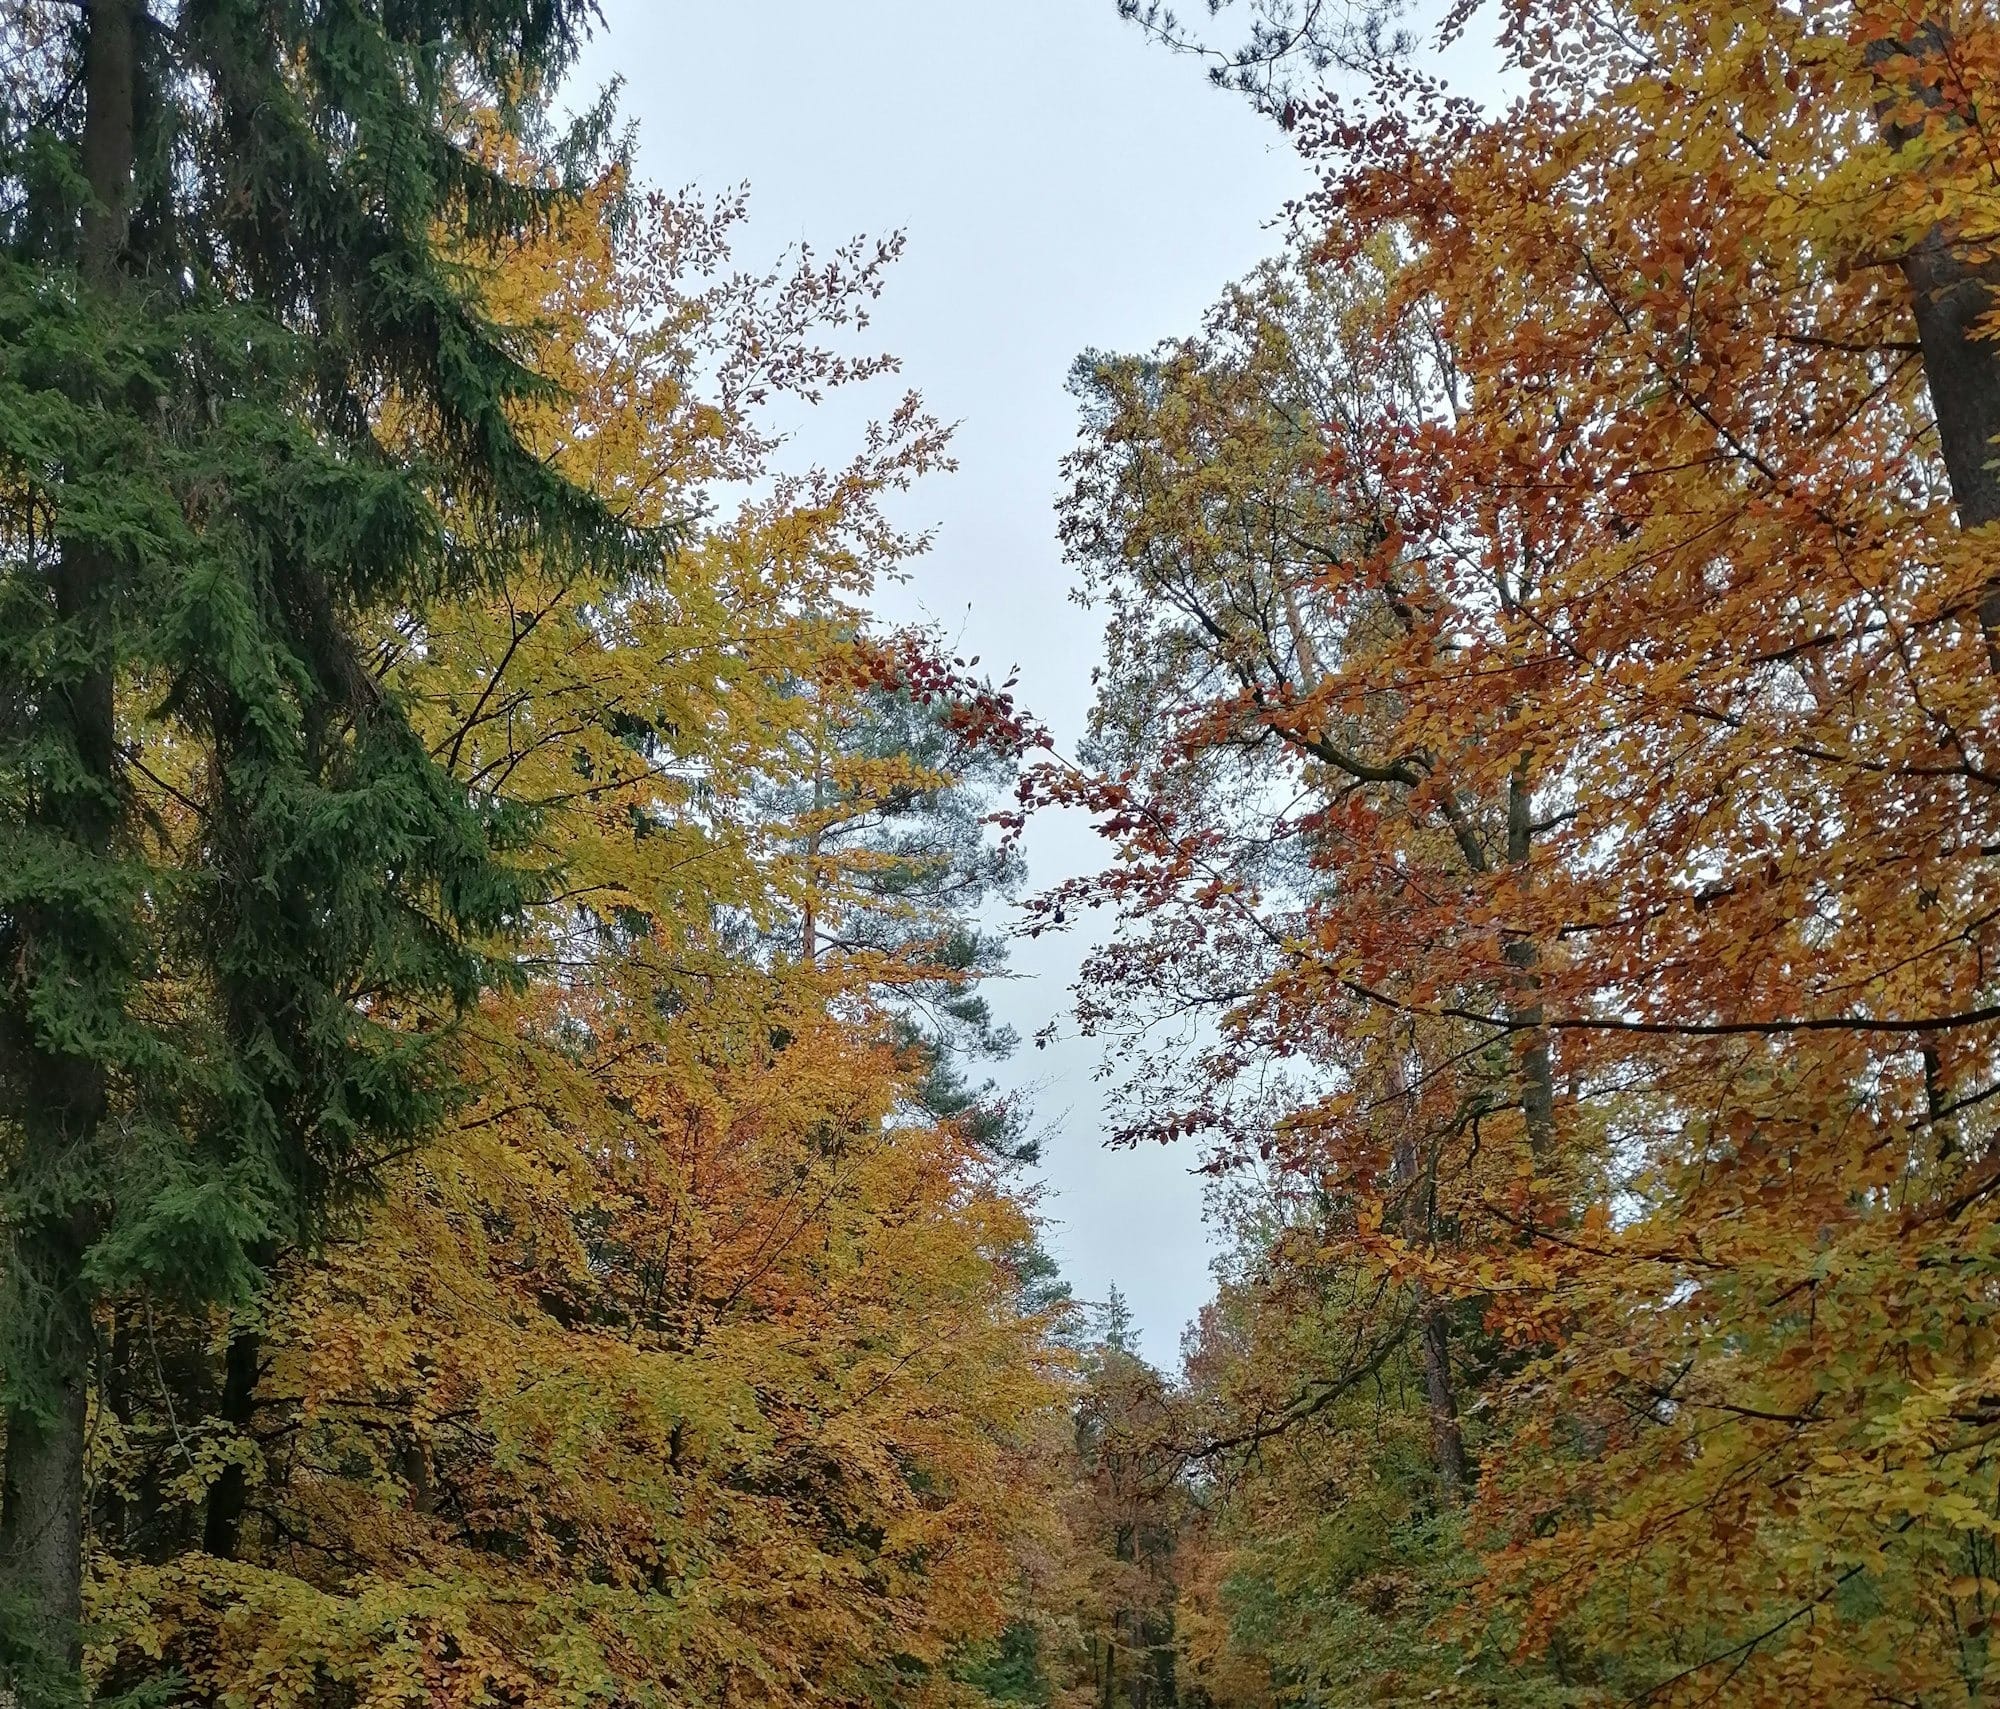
[0,2,643,1696]
[760,651,1039,1160]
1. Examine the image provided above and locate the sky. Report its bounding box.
[562,2,1479,1362]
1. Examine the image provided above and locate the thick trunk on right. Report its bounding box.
[1870,24,2000,565]
[0,1,138,1695]
[1905,230,2000,537]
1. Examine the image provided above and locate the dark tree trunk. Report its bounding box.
[1391,1072,1471,1505]
[200,1327,261,1560]
[1871,24,2000,546]
[0,1309,90,1692]
[1906,232,2000,535]
[0,1,137,1691]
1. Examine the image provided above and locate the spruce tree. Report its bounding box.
[0,2,641,1698]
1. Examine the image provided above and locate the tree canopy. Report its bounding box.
[7,2,2000,1706]
[1027,2,2000,1704]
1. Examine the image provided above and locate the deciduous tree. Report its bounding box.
[82,133,1069,1709]
[1054,3,2000,1699]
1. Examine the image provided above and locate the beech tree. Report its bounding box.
[54,99,1070,1708]
[1046,2,2000,1701]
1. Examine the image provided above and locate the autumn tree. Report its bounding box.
[1070,1297,1189,1709]
[77,126,1070,1709]
[1046,232,1531,1524]
[1169,1168,1579,1709]
[1051,1,2000,1702]
[1002,1295,1201,1709]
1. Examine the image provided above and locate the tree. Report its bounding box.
[759,636,1039,1160]
[1052,1302,1191,1709]
[1113,0,1408,110]
[0,3,643,1695]
[95,992,1063,1707]
[1169,1171,1570,1709]
[1042,232,1533,1517]
[75,119,1071,1709]
[1052,2,2000,1700]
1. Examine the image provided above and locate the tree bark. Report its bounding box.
[1418,1303,1468,1505]
[1389,1060,1470,1504]
[0,1295,90,1698]
[1906,230,2000,536]
[1870,24,2000,545]
[199,1327,261,1560]
[0,2,137,1693]
[1504,761,1557,1163]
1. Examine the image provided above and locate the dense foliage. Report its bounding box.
[9,1,2000,1706]
[1028,1,2000,1705]
[0,5,1067,1704]
[0,0,646,1694]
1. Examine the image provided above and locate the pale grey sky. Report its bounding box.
[565,4,1476,1360]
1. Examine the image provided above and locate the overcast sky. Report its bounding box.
[565,3,1478,1361]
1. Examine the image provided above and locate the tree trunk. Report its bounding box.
[0,2,137,1694]
[0,1307,89,1697]
[1870,24,2000,550]
[1390,1062,1470,1504]
[1906,229,2000,536]
[200,1326,261,1560]
[1418,1303,1468,1505]
[1504,762,1557,1162]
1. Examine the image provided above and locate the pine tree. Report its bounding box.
[0,3,642,1697]
[759,644,1039,1161]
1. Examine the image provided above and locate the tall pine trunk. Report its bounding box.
[200,1325,261,1561]
[0,0,136,1690]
